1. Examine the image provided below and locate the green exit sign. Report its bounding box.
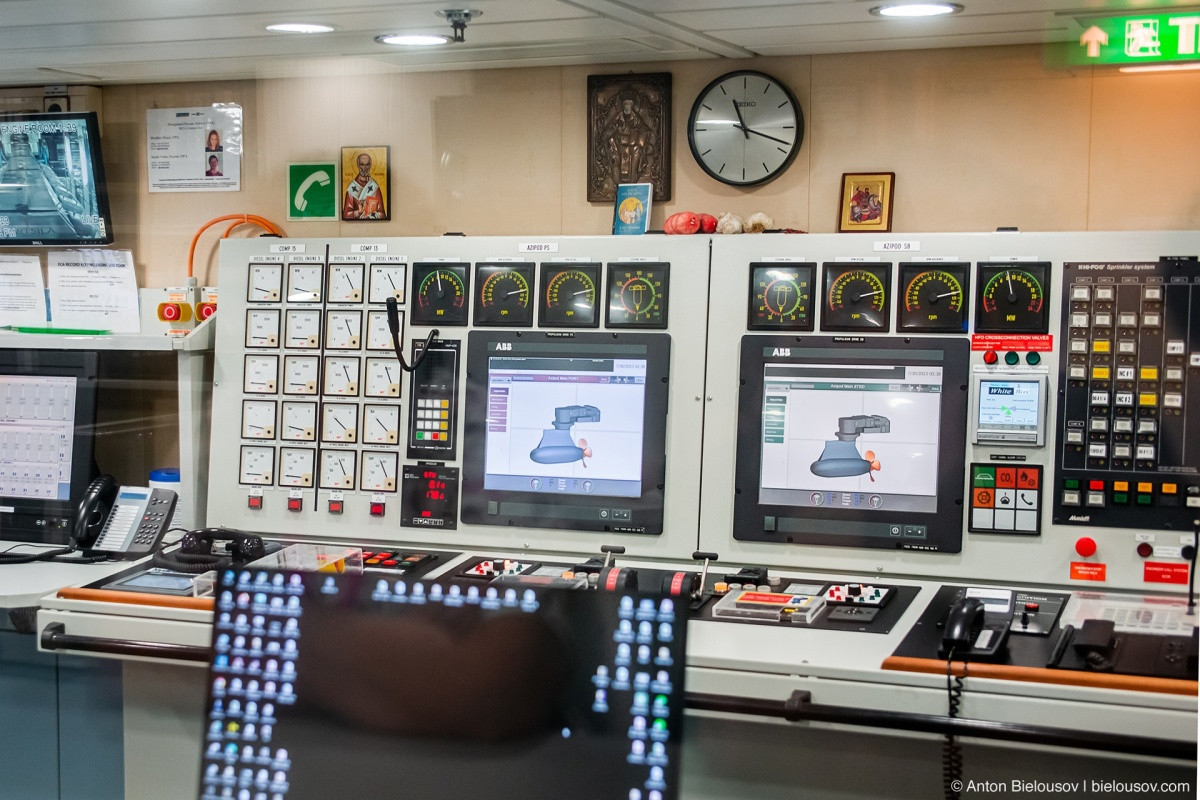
[1068,13,1200,65]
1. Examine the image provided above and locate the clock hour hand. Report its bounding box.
[731,100,750,140]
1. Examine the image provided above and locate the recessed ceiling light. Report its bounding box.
[870,3,963,17]
[375,33,451,46]
[266,23,336,34]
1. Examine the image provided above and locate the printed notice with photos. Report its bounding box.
[147,104,242,192]
[47,250,140,333]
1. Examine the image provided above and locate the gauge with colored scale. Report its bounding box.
[606,263,668,329]
[974,262,1050,333]
[474,262,534,327]
[897,263,970,332]
[821,263,892,331]
[748,263,815,330]
[411,262,469,326]
[539,263,600,328]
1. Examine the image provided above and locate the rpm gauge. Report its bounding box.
[474,262,534,327]
[748,263,815,330]
[539,264,600,328]
[821,264,892,331]
[974,262,1050,333]
[897,263,969,332]
[411,262,469,326]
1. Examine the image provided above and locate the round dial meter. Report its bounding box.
[748,263,815,330]
[474,262,534,327]
[412,262,469,326]
[897,263,969,332]
[540,264,600,328]
[974,263,1050,333]
[821,264,892,331]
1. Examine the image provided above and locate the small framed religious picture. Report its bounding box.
[837,172,894,233]
[587,72,671,203]
[340,146,390,221]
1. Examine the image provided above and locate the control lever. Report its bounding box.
[600,544,625,570]
[692,551,719,601]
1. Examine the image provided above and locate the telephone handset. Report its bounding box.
[939,596,1011,661]
[73,475,177,559]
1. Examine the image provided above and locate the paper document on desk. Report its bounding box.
[0,255,47,326]
[47,249,140,333]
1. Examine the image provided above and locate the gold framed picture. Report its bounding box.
[587,72,671,203]
[340,146,390,221]
[838,172,894,233]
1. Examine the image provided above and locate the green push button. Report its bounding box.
[972,465,996,486]
[1113,492,1128,504]
[1004,351,1020,366]
[1137,494,1153,505]
[1026,352,1042,366]
[1064,479,1081,490]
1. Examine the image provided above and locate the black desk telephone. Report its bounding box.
[72,475,177,559]
[939,596,1012,661]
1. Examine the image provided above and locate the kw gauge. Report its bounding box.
[974,262,1051,333]
[239,445,274,486]
[280,401,317,441]
[327,263,364,303]
[748,263,815,331]
[363,404,400,444]
[540,264,600,328]
[361,451,399,492]
[245,309,280,348]
[287,263,323,303]
[821,263,892,331]
[319,450,356,490]
[325,310,362,350]
[282,355,319,396]
[606,263,669,329]
[365,357,401,398]
[247,263,283,302]
[366,309,399,351]
[323,356,360,396]
[241,400,276,439]
[897,263,970,333]
[321,403,359,443]
[242,355,279,394]
[412,262,469,326]
[284,309,321,349]
[368,263,407,304]
[278,447,315,487]
[474,262,534,327]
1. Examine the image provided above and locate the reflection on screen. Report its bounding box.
[484,356,647,498]
[977,380,1040,433]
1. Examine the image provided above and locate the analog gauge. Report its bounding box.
[325,309,362,350]
[606,263,669,329]
[365,357,401,398]
[412,262,470,326]
[821,264,892,331]
[278,447,315,488]
[245,309,281,348]
[897,263,970,332]
[323,356,359,396]
[748,263,815,330]
[247,263,283,303]
[319,449,357,490]
[242,355,279,394]
[974,262,1051,333]
[321,403,359,443]
[284,309,321,349]
[280,401,317,441]
[366,309,398,351]
[474,262,534,327]
[327,263,364,303]
[241,400,276,440]
[540,264,600,328]
[368,263,407,304]
[239,445,275,486]
[361,451,398,492]
[287,263,323,303]
[282,355,319,396]
[363,404,400,444]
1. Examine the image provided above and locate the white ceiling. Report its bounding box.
[0,0,1195,87]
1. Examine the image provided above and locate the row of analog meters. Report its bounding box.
[248,260,670,329]
[238,445,397,491]
[241,400,401,445]
[748,261,1051,333]
[244,308,403,351]
[242,354,401,398]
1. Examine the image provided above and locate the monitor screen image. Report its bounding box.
[0,111,113,245]
[733,336,969,553]
[197,569,688,800]
[462,331,670,535]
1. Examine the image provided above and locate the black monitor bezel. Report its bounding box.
[0,349,99,542]
[732,335,968,553]
[461,330,670,536]
[0,111,115,246]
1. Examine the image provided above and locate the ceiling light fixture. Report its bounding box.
[375,33,450,46]
[265,23,336,34]
[869,3,963,18]
[436,8,481,43]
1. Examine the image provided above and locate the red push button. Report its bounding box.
[197,302,217,320]
[1075,536,1097,557]
[247,496,263,510]
[1136,542,1153,558]
[369,501,385,517]
[160,303,181,321]
[328,500,344,514]
[983,350,998,365]
[287,497,303,512]
[1088,480,1104,491]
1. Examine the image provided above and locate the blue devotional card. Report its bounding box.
[612,183,652,235]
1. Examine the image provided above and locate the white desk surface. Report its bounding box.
[0,541,137,608]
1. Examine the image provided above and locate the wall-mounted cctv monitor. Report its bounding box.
[461,330,670,535]
[732,335,969,553]
[0,111,113,245]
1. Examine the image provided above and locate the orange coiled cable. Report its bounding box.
[187,214,285,279]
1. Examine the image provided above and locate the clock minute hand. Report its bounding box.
[743,127,793,147]
[731,100,750,140]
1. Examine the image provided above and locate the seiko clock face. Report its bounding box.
[688,70,803,187]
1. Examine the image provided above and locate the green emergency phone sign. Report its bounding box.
[288,163,338,220]
[1069,13,1200,66]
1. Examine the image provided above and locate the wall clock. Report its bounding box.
[687,70,803,187]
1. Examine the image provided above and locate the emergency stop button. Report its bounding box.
[1075,536,1097,558]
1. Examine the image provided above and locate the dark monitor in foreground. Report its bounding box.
[461,330,670,535]
[198,569,688,800]
[0,349,98,542]
[733,335,969,553]
[0,111,113,245]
